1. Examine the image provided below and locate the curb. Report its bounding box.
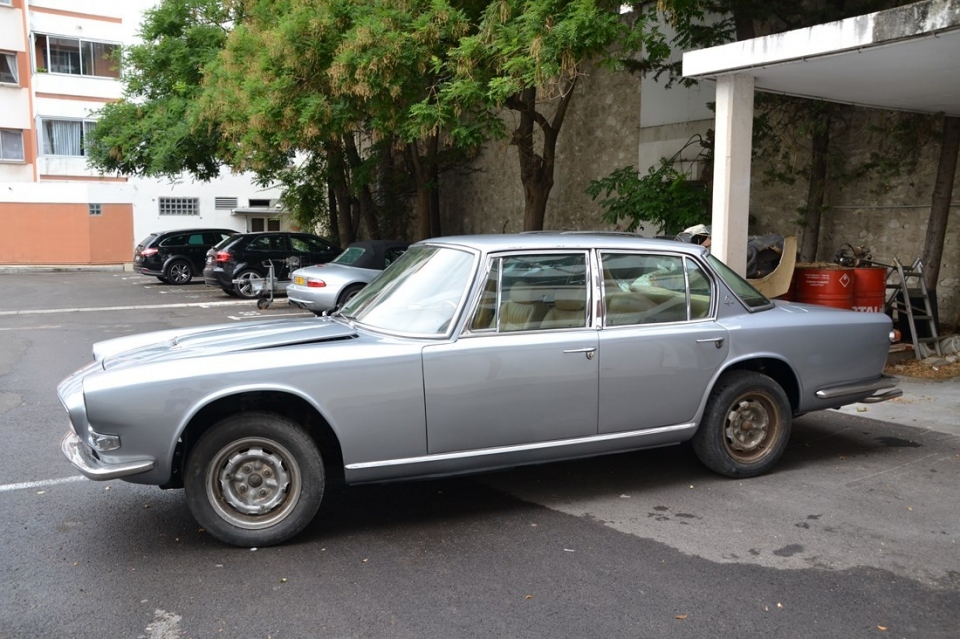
[0,264,131,274]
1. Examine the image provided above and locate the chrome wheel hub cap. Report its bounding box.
[726,399,770,452]
[219,446,291,515]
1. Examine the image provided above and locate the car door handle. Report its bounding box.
[696,337,725,348]
[563,347,597,360]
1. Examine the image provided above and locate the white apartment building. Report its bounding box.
[0,0,285,265]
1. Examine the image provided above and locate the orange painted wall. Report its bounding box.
[0,202,133,264]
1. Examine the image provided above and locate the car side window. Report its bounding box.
[686,259,713,319]
[292,236,334,253]
[160,234,186,247]
[602,253,710,326]
[187,233,205,246]
[469,253,588,333]
[384,247,406,266]
[249,235,283,251]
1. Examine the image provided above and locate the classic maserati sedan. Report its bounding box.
[59,233,901,547]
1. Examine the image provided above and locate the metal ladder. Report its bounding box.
[886,258,942,359]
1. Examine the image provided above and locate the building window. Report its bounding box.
[89,204,102,216]
[0,1,12,6]
[249,198,271,207]
[39,119,96,156]
[159,197,199,216]
[215,196,238,210]
[1,52,17,85]
[34,34,120,78]
[0,129,24,161]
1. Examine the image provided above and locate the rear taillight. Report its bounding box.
[215,250,232,263]
[140,248,158,257]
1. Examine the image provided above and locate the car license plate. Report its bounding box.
[294,276,305,285]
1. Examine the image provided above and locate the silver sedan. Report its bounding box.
[59,233,900,547]
[287,240,409,313]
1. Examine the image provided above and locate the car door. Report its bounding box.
[421,252,599,455]
[597,251,729,434]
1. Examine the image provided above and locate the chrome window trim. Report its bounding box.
[596,249,720,328]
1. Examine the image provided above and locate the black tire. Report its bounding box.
[233,269,263,299]
[337,283,364,307]
[184,412,325,547]
[692,370,791,478]
[155,276,170,284]
[221,287,239,297]
[165,259,193,285]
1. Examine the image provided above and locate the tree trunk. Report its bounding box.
[408,134,440,241]
[921,116,960,295]
[507,82,575,232]
[325,140,356,247]
[799,110,833,263]
[343,133,382,239]
[327,185,339,243]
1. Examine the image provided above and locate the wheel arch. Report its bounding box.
[163,390,344,489]
[716,356,801,413]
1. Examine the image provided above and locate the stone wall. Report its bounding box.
[437,62,641,235]
[436,66,959,326]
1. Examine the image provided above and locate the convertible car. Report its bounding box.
[59,233,900,547]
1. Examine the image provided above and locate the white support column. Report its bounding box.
[710,74,754,276]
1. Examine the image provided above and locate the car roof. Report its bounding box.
[419,232,707,257]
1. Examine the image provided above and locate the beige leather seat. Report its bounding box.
[541,288,587,329]
[499,284,548,331]
[605,291,656,326]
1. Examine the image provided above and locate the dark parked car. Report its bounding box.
[60,233,900,547]
[133,228,237,285]
[203,232,341,298]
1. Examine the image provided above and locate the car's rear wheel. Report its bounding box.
[337,283,364,307]
[155,276,169,284]
[184,412,324,547]
[233,269,263,299]
[692,370,791,478]
[166,259,193,285]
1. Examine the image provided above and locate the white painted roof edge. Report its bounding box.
[682,0,960,78]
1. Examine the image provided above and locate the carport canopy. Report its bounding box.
[682,0,960,275]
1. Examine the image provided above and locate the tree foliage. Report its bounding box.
[86,0,239,180]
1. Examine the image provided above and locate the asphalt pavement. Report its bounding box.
[1,268,958,638]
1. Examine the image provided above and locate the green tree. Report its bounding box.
[85,0,239,181]
[435,0,642,231]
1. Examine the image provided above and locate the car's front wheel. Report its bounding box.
[185,412,325,547]
[233,269,263,299]
[692,370,791,478]
[166,259,193,285]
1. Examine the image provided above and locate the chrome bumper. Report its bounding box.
[61,432,155,481]
[816,375,902,404]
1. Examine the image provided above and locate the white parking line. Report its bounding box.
[0,300,251,316]
[0,475,86,493]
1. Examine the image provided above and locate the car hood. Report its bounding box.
[97,318,357,370]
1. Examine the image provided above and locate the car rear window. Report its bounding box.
[333,247,367,265]
[213,234,240,250]
[137,234,159,249]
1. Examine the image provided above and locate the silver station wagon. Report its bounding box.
[59,233,901,547]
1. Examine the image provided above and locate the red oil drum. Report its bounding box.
[796,267,854,309]
[852,267,887,313]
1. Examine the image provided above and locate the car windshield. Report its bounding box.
[337,245,476,336]
[333,246,367,265]
[707,254,772,309]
